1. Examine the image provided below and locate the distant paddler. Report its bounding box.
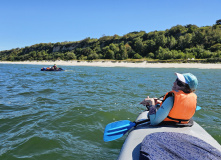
[52,64,58,70]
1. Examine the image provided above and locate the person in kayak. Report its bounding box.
[140,72,198,125]
[53,64,58,70]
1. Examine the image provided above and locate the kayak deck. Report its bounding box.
[117,111,221,160]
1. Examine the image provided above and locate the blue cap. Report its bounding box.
[175,73,198,91]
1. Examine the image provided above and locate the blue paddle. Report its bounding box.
[103,119,150,142]
[196,106,201,111]
[103,106,201,142]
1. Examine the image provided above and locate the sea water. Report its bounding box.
[0,64,220,160]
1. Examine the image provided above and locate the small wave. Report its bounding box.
[34,97,58,105]
[37,89,56,94]
[18,91,35,96]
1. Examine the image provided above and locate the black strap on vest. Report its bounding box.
[159,118,193,127]
[162,92,174,103]
[166,116,190,124]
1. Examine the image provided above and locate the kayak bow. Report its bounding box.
[117,110,221,160]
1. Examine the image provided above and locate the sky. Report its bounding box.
[0,0,220,51]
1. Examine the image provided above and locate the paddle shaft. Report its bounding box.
[134,119,150,127]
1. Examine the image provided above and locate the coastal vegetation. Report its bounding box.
[1,20,221,62]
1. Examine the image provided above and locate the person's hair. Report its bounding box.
[182,84,192,93]
[176,79,192,93]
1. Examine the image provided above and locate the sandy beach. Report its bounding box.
[0,60,221,69]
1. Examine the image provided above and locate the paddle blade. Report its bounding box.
[103,120,136,142]
[196,106,201,111]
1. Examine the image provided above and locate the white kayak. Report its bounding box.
[117,111,221,160]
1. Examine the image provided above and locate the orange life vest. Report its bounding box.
[161,90,197,124]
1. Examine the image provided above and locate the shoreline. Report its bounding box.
[1,60,221,69]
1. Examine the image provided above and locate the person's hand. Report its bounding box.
[154,99,162,105]
[140,96,156,106]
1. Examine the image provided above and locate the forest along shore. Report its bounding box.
[0,60,221,69]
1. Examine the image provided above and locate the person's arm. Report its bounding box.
[149,96,174,125]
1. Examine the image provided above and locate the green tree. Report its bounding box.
[118,43,128,60]
[133,53,142,59]
[109,43,119,55]
[105,50,115,59]
[37,51,43,60]
[125,43,134,58]
[168,25,187,37]
[8,55,15,61]
[177,36,185,49]
[186,24,198,33]
[147,52,154,59]
[155,47,167,59]
[192,31,205,45]
[81,47,93,56]
[142,39,156,56]
[216,19,221,25]
[66,51,77,60]
[156,35,167,48]
[167,36,176,50]
[133,38,143,54]
[210,43,221,52]
[88,51,99,60]
[78,55,87,60]
[172,50,185,59]
[184,33,193,48]
[102,46,113,59]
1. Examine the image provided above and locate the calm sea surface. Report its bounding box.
[0,64,221,160]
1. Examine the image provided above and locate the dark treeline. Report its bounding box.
[1,20,221,62]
